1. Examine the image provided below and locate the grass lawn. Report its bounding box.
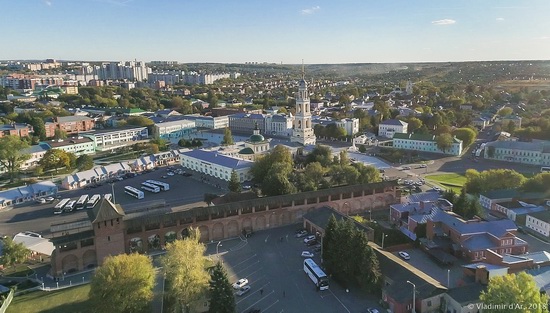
[7,285,92,313]
[425,173,467,193]
[2,265,34,277]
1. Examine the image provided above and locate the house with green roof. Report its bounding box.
[392,133,463,156]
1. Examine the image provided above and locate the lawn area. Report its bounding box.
[7,285,92,313]
[425,173,466,193]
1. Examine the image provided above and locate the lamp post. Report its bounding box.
[447,269,450,288]
[111,182,116,204]
[381,233,388,249]
[216,241,222,259]
[369,209,372,221]
[407,280,416,313]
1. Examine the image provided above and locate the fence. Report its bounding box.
[0,289,14,313]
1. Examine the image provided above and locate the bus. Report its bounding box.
[104,193,113,201]
[75,195,89,210]
[141,182,160,193]
[86,194,101,209]
[65,200,77,212]
[54,198,70,214]
[303,258,329,290]
[145,180,170,191]
[541,167,550,173]
[124,186,144,199]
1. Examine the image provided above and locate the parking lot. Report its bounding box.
[209,224,383,313]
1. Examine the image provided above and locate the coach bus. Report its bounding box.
[86,194,101,209]
[303,258,329,290]
[141,182,161,193]
[145,180,170,191]
[65,200,77,212]
[75,195,89,210]
[53,198,70,214]
[124,186,144,200]
[541,166,550,173]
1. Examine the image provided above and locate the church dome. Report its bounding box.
[248,133,265,143]
[239,147,254,155]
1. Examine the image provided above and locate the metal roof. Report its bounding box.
[180,149,253,169]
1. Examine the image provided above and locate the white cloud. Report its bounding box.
[301,6,320,15]
[496,17,505,21]
[44,0,52,6]
[431,19,456,25]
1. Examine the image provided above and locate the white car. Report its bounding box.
[36,198,46,204]
[398,251,410,260]
[301,251,314,258]
[233,278,248,289]
[167,172,175,176]
[236,285,251,296]
[419,164,427,168]
[45,196,55,202]
[303,235,316,244]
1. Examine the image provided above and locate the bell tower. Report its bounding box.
[291,62,316,146]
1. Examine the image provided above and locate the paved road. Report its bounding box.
[0,166,222,237]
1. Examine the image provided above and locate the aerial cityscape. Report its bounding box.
[0,1,550,313]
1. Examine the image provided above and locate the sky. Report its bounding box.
[1,0,550,64]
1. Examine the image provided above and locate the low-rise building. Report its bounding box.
[61,162,132,190]
[180,149,253,182]
[228,113,266,134]
[490,200,545,223]
[0,181,57,208]
[336,118,360,136]
[45,116,95,138]
[483,140,550,166]
[0,123,33,138]
[265,114,293,136]
[43,137,95,156]
[525,210,550,239]
[479,189,518,210]
[152,119,196,140]
[82,127,149,151]
[393,133,463,156]
[379,119,408,138]
[442,284,485,313]
[182,114,229,129]
[20,143,50,169]
[390,199,453,240]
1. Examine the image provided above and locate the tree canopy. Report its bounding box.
[480,272,548,313]
[127,115,154,127]
[435,133,453,152]
[228,170,242,193]
[221,128,234,146]
[207,262,236,313]
[76,154,94,171]
[89,253,155,313]
[452,127,477,147]
[464,169,526,194]
[0,135,30,182]
[520,173,550,193]
[0,237,30,267]
[39,149,73,173]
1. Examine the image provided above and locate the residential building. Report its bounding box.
[61,85,79,95]
[479,189,518,210]
[82,127,149,151]
[525,210,550,239]
[20,143,49,169]
[442,284,486,313]
[182,114,229,129]
[426,210,528,262]
[0,181,57,208]
[96,61,151,81]
[180,149,253,182]
[43,137,95,156]
[44,116,95,138]
[148,72,181,85]
[483,140,550,166]
[228,113,266,134]
[336,118,360,136]
[390,198,453,240]
[152,119,195,140]
[61,162,132,190]
[379,119,408,138]
[265,114,293,136]
[393,133,463,156]
[500,115,522,128]
[472,116,490,129]
[0,123,33,138]
[490,201,545,223]
[290,73,316,146]
[155,109,181,119]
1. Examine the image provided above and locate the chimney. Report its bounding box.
[475,265,489,285]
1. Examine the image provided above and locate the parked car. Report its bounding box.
[161,175,168,179]
[236,285,251,296]
[45,196,55,202]
[366,308,380,313]
[36,198,46,204]
[245,309,261,313]
[301,251,314,258]
[303,235,316,244]
[398,251,410,260]
[419,164,427,168]
[306,239,318,246]
[402,166,411,170]
[295,230,308,238]
[167,172,175,176]
[232,278,248,289]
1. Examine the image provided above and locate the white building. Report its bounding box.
[21,143,49,170]
[392,133,463,156]
[82,127,149,151]
[180,149,253,182]
[290,71,316,146]
[43,137,95,156]
[152,119,196,140]
[265,114,293,136]
[483,140,550,166]
[0,181,58,208]
[526,210,550,238]
[336,118,359,137]
[378,119,408,138]
[182,114,229,129]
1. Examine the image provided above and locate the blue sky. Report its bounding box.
[1,0,549,64]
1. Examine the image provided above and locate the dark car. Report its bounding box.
[245,309,260,313]
[306,239,318,246]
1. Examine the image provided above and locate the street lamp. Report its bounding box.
[110,182,116,204]
[407,280,416,313]
[216,241,222,256]
[381,233,388,249]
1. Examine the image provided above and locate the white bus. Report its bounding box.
[75,195,89,210]
[65,200,77,212]
[54,198,70,214]
[86,194,101,209]
[541,166,550,173]
[104,193,113,201]
[141,182,160,193]
[145,180,170,191]
[303,258,329,291]
[124,186,144,199]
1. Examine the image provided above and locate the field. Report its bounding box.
[425,173,466,193]
[7,285,92,313]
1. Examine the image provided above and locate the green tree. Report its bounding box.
[303,162,327,190]
[406,117,423,133]
[127,116,154,127]
[480,272,548,313]
[464,169,526,194]
[0,237,31,267]
[53,128,67,140]
[162,230,210,313]
[452,127,477,147]
[89,254,155,313]
[262,164,297,196]
[353,163,381,184]
[40,149,72,173]
[0,135,30,182]
[497,107,513,117]
[228,170,242,193]
[250,145,293,184]
[207,263,236,313]
[435,133,453,153]
[76,154,94,171]
[305,145,333,167]
[150,138,168,151]
[521,173,550,192]
[147,143,160,154]
[221,128,234,146]
[339,150,350,166]
[30,117,46,140]
[358,145,367,153]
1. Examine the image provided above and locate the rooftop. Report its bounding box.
[431,210,517,238]
[56,116,93,123]
[0,123,30,131]
[446,283,486,305]
[45,137,93,148]
[380,119,408,126]
[485,140,550,152]
[181,149,253,169]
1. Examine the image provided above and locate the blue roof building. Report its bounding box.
[180,149,253,182]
